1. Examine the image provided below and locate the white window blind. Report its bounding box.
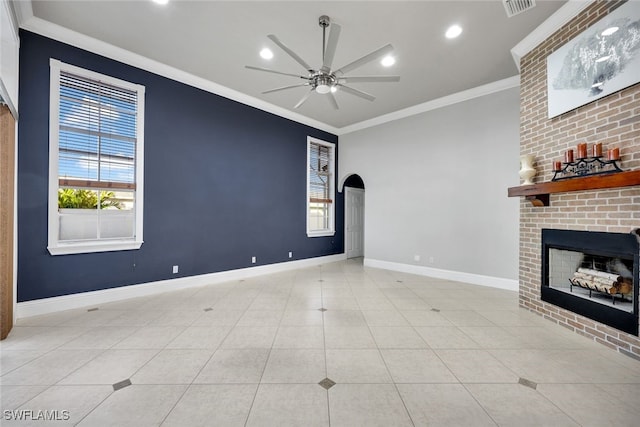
[307,137,335,237]
[309,142,332,204]
[58,71,137,190]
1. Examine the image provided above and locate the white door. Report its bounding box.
[345,187,365,258]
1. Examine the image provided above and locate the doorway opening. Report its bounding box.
[343,174,365,259]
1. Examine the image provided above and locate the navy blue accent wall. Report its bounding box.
[17,31,342,302]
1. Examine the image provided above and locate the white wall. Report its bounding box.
[339,87,520,281]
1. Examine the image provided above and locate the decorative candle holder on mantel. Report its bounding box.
[552,157,623,181]
[552,143,623,182]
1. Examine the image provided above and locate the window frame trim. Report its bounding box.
[47,59,145,255]
[306,136,336,238]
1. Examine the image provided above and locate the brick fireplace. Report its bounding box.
[519,1,640,357]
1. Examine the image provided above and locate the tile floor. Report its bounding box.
[2,259,640,426]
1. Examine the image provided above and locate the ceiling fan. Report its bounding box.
[245,15,400,110]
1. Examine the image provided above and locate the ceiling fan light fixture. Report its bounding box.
[330,86,337,93]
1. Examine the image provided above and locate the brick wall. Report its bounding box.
[519,0,640,357]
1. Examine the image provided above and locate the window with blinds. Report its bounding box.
[58,71,137,189]
[48,59,145,255]
[307,137,335,237]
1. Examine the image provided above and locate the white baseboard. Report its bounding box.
[16,253,347,318]
[364,258,518,291]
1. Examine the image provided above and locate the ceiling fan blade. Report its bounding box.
[336,84,376,101]
[327,92,339,110]
[339,76,400,83]
[245,65,308,79]
[334,44,394,76]
[294,88,314,109]
[321,23,341,73]
[262,83,309,94]
[268,34,313,72]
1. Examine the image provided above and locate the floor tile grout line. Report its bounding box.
[358,286,418,427]
[0,383,52,413]
[527,381,585,426]
[71,385,116,426]
[459,382,501,426]
[241,275,293,427]
[157,383,191,427]
[319,268,332,426]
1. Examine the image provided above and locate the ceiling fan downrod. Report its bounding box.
[319,15,330,64]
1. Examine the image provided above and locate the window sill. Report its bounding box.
[307,230,336,238]
[48,240,143,255]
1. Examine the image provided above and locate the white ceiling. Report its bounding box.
[25,0,567,131]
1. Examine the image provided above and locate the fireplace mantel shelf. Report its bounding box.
[507,170,640,206]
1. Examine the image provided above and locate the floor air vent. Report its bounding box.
[503,0,536,18]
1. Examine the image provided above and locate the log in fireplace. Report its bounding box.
[541,229,639,336]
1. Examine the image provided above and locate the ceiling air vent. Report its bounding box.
[503,0,536,18]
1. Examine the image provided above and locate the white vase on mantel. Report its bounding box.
[519,154,536,185]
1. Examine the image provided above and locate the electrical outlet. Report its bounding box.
[251,256,256,264]
[172,265,179,274]
[414,255,420,262]
[288,251,293,258]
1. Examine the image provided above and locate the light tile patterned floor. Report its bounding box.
[2,259,640,426]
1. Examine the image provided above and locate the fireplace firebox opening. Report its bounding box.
[541,229,639,336]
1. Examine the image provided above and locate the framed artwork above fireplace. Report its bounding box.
[546,0,640,118]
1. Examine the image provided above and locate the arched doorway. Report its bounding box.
[343,174,365,259]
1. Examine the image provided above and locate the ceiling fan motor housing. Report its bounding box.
[314,73,336,93]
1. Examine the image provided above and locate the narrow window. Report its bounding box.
[48,59,145,255]
[307,137,335,237]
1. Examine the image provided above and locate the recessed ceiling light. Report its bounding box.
[260,48,274,60]
[152,0,169,5]
[381,55,395,67]
[601,26,619,36]
[445,24,463,39]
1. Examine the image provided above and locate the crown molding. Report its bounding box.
[19,15,340,135]
[338,75,520,135]
[4,1,20,36]
[11,0,33,27]
[511,0,594,70]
